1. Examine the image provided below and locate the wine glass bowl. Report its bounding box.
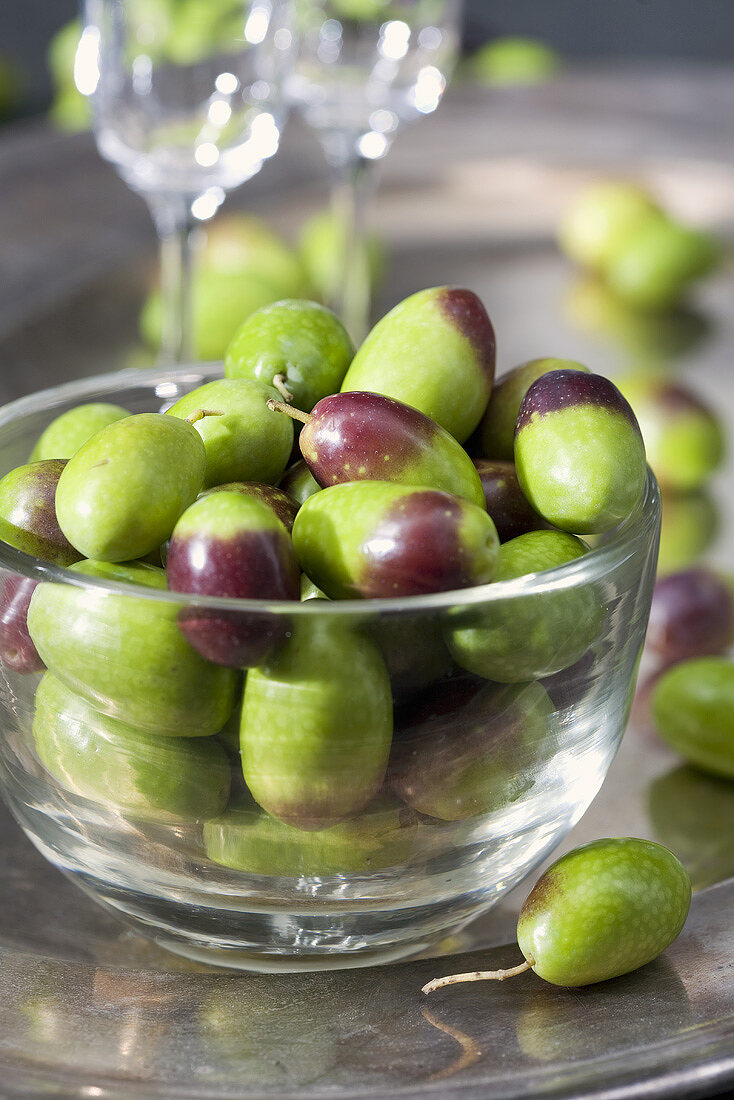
[286,0,463,341]
[76,0,296,361]
[288,0,461,163]
[79,0,290,202]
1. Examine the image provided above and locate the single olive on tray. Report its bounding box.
[424,838,691,992]
[651,657,734,779]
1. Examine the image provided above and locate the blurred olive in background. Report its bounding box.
[648,765,734,891]
[657,490,719,576]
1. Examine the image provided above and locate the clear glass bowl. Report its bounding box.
[0,365,660,971]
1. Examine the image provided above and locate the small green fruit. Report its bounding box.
[55,414,205,561]
[558,182,661,271]
[27,560,237,736]
[166,378,293,488]
[34,673,231,823]
[29,403,129,462]
[444,530,599,683]
[241,618,393,829]
[481,357,589,461]
[424,838,691,992]
[652,658,734,779]
[514,370,647,533]
[341,287,496,443]
[225,299,354,413]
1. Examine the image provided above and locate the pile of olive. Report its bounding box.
[559,181,719,312]
[0,287,651,876]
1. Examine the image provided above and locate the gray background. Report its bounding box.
[3,0,734,116]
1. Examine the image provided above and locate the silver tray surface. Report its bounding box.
[0,66,733,1099]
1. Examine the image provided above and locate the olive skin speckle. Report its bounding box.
[517,838,691,987]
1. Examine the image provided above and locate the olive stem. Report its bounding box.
[185,409,223,426]
[422,956,534,994]
[272,374,294,402]
[266,399,312,426]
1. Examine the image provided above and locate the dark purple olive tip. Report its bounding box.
[359,490,475,598]
[516,370,642,437]
[439,288,496,382]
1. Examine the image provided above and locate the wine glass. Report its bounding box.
[75,0,297,363]
[287,0,462,342]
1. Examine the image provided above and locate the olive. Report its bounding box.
[423,838,690,991]
[651,658,734,778]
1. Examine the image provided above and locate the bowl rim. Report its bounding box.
[0,364,661,617]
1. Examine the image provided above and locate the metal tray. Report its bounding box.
[0,70,733,1098]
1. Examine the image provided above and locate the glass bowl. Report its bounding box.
[0,365,660,971]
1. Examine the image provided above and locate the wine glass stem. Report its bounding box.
[330,153,376,345]
[149,197,196,364]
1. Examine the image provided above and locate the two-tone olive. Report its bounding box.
[272,390,485,506]
[292,482,499,599]
[341,287,496,442]
[514,370,647,533]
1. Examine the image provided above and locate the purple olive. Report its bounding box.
[0,460,80,565]
[474,459,550,542]
[284,391,485,507]
[202,481,299,532]
[389,675,556,820]
[0,576,44,673]
[647,568,734,666]
[167,491,300,667]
